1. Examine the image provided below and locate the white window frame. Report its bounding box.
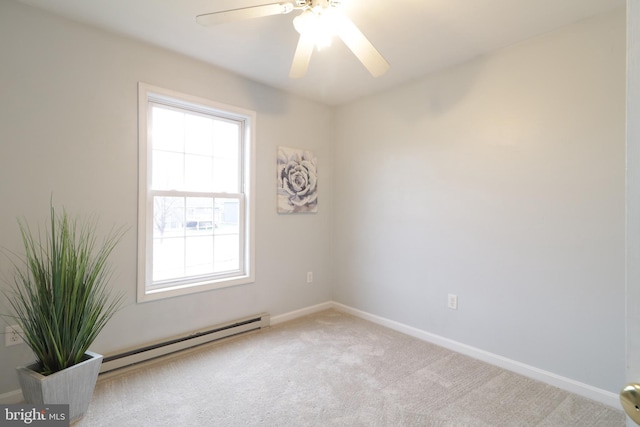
[137,82,256,303]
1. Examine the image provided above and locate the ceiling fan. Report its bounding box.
[196,0,390,79]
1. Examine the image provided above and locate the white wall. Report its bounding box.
[0,1,334,394]
[333,9,626,394]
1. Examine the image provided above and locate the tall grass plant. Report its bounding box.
[3,205,124,375]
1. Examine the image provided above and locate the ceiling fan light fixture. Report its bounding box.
[293,7,339,50]
[293,10,314,34]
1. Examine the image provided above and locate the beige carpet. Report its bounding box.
[75,310,624,426]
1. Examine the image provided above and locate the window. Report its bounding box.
[137,83,255,302]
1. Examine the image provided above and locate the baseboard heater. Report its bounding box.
[100,312,270,374]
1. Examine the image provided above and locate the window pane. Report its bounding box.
[152,106,184,152]
[185,114,214,156]
[153,196,185,238]
[185,154,213,192]
[214,234,239,272]
[185,235,214,276]
[153,237,185,282]
[213,198,240,272]
[215,198,239,230]
[186,197,214,236]
[152,197,185,282]
[213,158,238,193]
[213,120,239,193]
[214,121,239,156]
[153,151,184,190]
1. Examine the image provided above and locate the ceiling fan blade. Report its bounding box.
[334,14,390,77]
[289,32,315,79]
[197,3,294,26]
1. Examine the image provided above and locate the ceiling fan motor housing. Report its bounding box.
[296,0,343,9]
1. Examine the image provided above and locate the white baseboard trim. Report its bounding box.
[2,301,620,409]
[0,389,23,404]
[330,302,621,410]
[271,301,335,326]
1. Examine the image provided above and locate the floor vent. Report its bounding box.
[100,312,270,374]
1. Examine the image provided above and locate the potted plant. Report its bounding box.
[2,204,124,422]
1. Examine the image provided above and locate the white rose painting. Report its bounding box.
[277,146,318,213]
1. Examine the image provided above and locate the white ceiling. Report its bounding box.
[16,0,625,105]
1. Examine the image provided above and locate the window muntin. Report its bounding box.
[138,83,255,302]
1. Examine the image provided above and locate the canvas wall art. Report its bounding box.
[277,146,318,213]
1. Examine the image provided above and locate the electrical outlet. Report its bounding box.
[448,294,458,310]
[5,325,24,347]
[307,272,313,283]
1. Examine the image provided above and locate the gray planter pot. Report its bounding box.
[16,351,103,422]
